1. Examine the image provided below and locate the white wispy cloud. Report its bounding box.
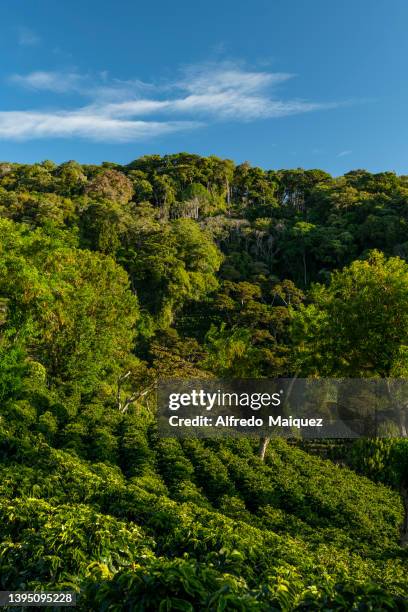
[337,149,352,157]
[1,62,341,142]
[0,110,199,142]
[10,71,86,94]
[9,70,154,99]
[17,27,41,47]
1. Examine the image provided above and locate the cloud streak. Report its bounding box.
[10,71,86,94]
[17,27,41,47]
[337,150,352,157]
[1,63,341,142]
[0,110,199,142]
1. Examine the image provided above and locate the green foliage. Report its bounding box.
[347,438,408,496]
[293,250,408,380]
[0,219,139,394]
[123,218,221,327]
[0,497,154,589]
[0,154,407,609]
[84,169,133,204]
[0,340,27,404]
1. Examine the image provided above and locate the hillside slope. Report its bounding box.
[0,157,408,609]
[0,408,407,610]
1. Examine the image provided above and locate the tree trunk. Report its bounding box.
[397,406,407,437]
[399,417,407,437]
[385,380,408,437]
[258,375,298,462]
[226,176,230,207]
[258,437,270,461]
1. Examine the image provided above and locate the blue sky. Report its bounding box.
[0,0,407,174]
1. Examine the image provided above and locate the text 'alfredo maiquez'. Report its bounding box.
[168,414,324,428]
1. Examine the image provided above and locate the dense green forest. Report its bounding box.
[0,153,407,610]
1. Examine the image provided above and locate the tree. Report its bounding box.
[298,255,408,431]
[0,191,76,228]
[125,219,222,328]
[0,219,139,396]
[292,251,408,392]
[54,160,87,196]
[284,222,316,287]
[80,199,133,254]
[84,169,133,204]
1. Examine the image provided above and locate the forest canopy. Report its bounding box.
[0,154,407,610]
